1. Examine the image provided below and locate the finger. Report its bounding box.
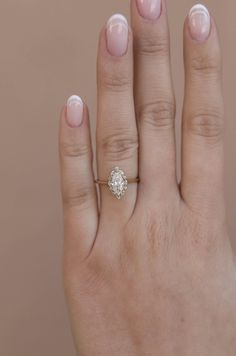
[96,14,138,222]
[131,0,178,201]
[59,95,98,259]
[181,4,225,215]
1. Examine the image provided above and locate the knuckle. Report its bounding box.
[187,112,224,141]
[142,211,171,255]
[191,54,221,75]
[122,224,139,257]
[100,131,138,162]
[62,186,93,209]
[61,141,91,158]
[65,253,114,298]
[139,100,175,130]
[135,34,169,56]
[101,70,132,92]
[145,216,160,253]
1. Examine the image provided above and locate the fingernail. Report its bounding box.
[188,4,211,42]
[106,14,128,57]
[66,95,84,128]
[136,0,162,20]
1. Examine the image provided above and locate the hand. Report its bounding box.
[59,1,236,355]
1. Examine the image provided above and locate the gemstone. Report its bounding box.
[108,167,128,199]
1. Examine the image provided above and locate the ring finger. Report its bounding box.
[96,14,138,223]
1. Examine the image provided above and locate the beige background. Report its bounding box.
[0,0,235,355]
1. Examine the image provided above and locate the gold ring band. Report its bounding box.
[95,177,140,185]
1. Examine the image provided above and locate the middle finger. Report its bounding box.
[131,0,178,202]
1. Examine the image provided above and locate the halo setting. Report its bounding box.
[108,167,128,199]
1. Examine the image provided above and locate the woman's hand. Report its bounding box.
[59,1,236,355]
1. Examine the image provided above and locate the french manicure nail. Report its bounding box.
[136,0,162,20]
[188,4,211,42]
[106,14,128,57]
[66,95,84,128]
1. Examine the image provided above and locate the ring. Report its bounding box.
[95,167,140,200]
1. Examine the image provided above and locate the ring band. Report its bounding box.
[95,178,140,185]
[95,167,139,199]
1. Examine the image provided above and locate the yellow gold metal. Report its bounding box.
[95,177,140,185]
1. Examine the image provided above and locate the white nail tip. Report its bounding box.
[67,95,83,106]
[189,4,210,17]
[107,13,128,27]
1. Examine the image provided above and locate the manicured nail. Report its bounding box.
[136,0,162,20]
[106,14,128,57]
[66,95,83,128]
[188,4,211,42]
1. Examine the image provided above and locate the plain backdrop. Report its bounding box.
[0,1,235,355]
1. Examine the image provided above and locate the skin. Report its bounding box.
[59,1,236,355]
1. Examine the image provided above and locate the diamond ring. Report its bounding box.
[95,167,140,199]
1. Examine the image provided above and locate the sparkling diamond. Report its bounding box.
[108,167,128,199]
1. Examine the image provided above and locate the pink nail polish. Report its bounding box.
[106,14,128,57]
[188,4,211,42]
[66,95,83,128]
[136,0,162,21]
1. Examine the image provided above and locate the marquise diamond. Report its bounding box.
[108,167,128,199]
